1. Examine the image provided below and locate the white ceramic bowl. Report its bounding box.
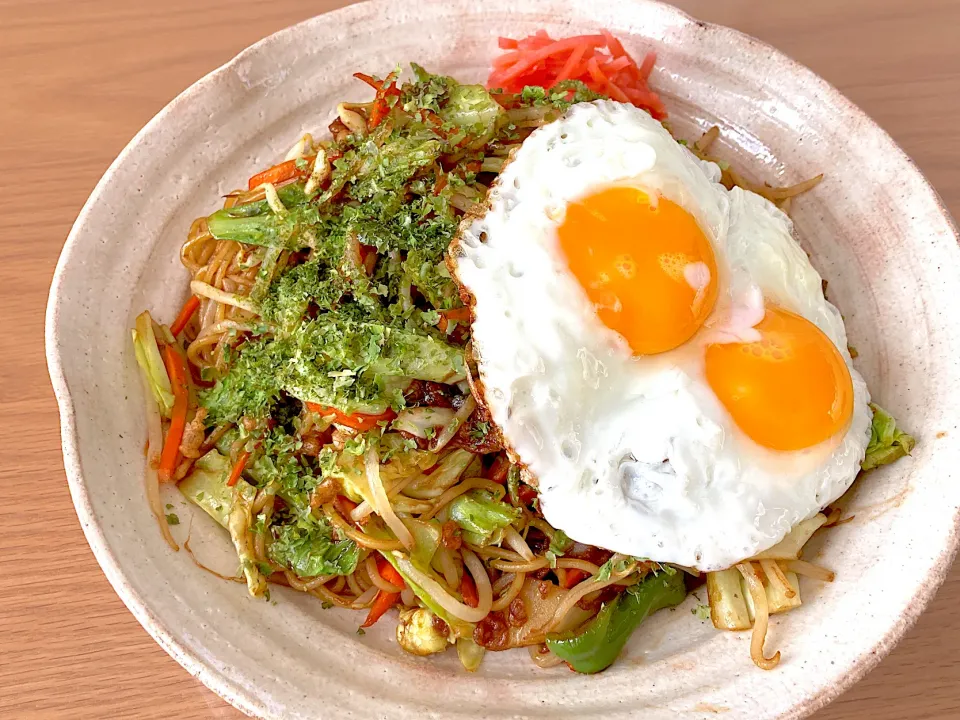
[46,1,960,717]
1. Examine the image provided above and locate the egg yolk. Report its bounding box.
[705,307,854,451]
[557,186,718,355]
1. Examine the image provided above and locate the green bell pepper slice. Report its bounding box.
[546,569,687,673]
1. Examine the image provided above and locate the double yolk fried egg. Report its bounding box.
[450,101,872,571]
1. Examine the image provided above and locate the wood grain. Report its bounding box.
[2,0,957,717]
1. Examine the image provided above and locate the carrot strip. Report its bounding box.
[487,455,510,485]
[362,589,400,627]
[441,307,471,323]
[305,402,396,431]
[492,51,522,70]
[226,450,250,488]
[586,56,630,103]
[460,572,479,608]
[600,29,626,58]
[517,484,538,506]
[158,345,189,482]
[488,29,665,118]
[638,51,657,81]
[437,305,471,333]
[498,37,519,50]
[360,557,405,629]
[334,495,360,524]
[170,295,200,337]
[375,554,406,589]
[498,35,606,84]
[600,56,631,75]
[353,72,382,90]
[368,71,400,129]
[248,158,300,191]
[562,569,589,589]
[556,43,588,83]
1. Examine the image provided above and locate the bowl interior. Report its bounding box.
[47,1,960,718]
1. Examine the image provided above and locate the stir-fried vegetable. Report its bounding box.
[437,84,506,147]
[862,403,915,471]
[132,311,174,417]
[202,315,466,423]
[363,556,406,628]
[448,490,521,546]
[546,570,686,673]
[706,567,751,631]
[207,184,317,249]
[397,607,451,655]
[383,551,475,638]
[488,29,664,118]
[135,47,922,676]
[749,513,828,561]
[226,450,251,488]
[158,345,189,482]
[180,450,256,526]
[179,450,265,593]
[456,637,486,671]
[268,516,360,578]
[169,296,200,337]
[247,157,314,190]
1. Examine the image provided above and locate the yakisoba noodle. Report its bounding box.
[132,29,912,675]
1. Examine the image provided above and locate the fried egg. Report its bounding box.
[450,101,872,571]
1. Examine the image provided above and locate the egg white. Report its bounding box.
[450,101,872,570]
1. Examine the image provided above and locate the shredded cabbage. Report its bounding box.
[383,551,475,638]
[449,490,521,546]
[439,84,505,148]
[179,450,255,527]
[862,403,916,471]
[178,450,269,594]
[132,311,174,417]
[268,517,360,578]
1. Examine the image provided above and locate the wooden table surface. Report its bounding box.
[3,0,959,717]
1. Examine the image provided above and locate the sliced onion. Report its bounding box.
[462,549,494,615]
[190,280,257,314]
[528,644,565,668]
[139,365,178,551]
[435,546,461,589]
[491,571,525,612]
[406,449,475,500]
[366,555,403,593]
[394,553,490,623]
[431,396,477,453]
[349,585,379,609]
[366,444,414,550]
[457,637,486,672]
[351,472,421,523]
[304,148,331,196]
[284,132,315,161]
[502,525,534,561]
[392,407,456,439]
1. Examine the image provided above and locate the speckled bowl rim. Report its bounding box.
[45,1,960,718]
